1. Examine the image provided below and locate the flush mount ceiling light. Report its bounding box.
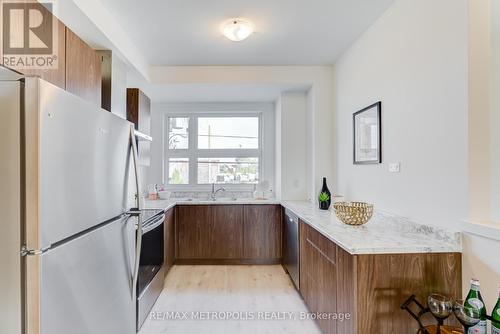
[222,18,254,42]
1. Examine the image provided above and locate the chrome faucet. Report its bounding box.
[211,183,226,201]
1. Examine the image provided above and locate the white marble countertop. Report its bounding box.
[281,201,462,255]
[144,198,279,210]
[144,198,462,255]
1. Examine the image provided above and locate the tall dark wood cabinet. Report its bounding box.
[65,28,101,106]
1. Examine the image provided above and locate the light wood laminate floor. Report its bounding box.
[138,265,321,334]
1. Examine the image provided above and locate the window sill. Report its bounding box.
[461,220,500,242]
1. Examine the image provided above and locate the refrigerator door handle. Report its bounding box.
[130,124,143,300]
[130,124,143,211]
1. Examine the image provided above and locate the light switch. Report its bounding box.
[389,162,401,173]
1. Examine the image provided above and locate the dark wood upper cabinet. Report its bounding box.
[163,207,175,276]
[211,205,243,259]
[65,27,101,106]
[243,205,282,259]
[126,88,151,134]
[0,3,66,90]
[127,88,151,166]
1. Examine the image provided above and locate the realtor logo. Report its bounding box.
[1,0,58,69]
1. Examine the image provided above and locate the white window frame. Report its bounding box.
[163,104,273,191]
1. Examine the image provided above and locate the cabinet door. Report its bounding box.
[210,205,243,259]
[65,28,101,106]
[164,208,175,275]
[126,88,151,134]
[176,205,211,259]
[243,205,281,259]
[299,221,338,334]
[126,88,151,165]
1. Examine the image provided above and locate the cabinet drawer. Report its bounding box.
[301,220,337,264]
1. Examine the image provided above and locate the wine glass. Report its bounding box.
[453,299,481,333]
[427,294,453,334]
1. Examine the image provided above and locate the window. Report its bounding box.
[168,117,189,149]
[198,117,259,149]
[168,158,189,184]
[197,158,259,184]
[165,114,261,187]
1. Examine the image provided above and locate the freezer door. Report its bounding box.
[24,78,135,249]
[33,215,136,334]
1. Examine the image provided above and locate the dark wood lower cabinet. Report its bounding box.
[211,205,243,259]
[243,205,282,260]
[163,207,175,276]
[299,221,462,334]
[355,252,461,333]
[177,205,212,259]
[300,219,338,334]
[175,204,281,264]
[169,205,462,333]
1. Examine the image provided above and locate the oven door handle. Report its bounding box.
[142,214,165,234]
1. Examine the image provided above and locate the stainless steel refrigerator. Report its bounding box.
[0,67,141,334]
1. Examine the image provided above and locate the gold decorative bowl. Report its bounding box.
[333,202,374,226]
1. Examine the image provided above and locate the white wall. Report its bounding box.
[335,0,468,228]
[491,0,500,222]
[334,0,500,313]
[110,53,128,119]
[463,0,500,315]
[275,97,283,199]
[469,0,492,223]
[275,92,308,200]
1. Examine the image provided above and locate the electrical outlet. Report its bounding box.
[389,162,401,173]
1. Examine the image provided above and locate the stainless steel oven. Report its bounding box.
[137,209,165,330]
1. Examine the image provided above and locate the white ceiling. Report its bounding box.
[127,73,309,103]
[99,0,394,66]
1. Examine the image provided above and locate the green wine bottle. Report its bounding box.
[465,279,487,334]
[492,287,500,334]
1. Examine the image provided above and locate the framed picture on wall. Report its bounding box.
[353,102,382,164]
